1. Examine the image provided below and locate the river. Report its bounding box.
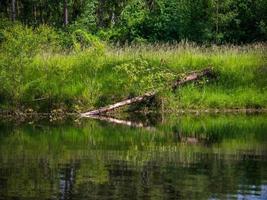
[0,114,267,199]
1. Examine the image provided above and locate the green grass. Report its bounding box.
[0,26,266,112]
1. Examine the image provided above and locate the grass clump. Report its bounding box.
[0,24,266,113]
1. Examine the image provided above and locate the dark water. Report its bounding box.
[0,114,267,200]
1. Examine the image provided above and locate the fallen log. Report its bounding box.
[81,68,213,117]
[172,68,214,91]
[81,91,156,117]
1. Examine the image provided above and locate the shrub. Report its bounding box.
[0,24,60,104]
[71,29,105,54]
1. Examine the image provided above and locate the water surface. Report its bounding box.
[0,114,267,200]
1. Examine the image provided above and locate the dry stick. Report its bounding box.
[81,68,213,117]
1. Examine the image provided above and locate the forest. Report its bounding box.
[0,0,266,113]
[1,0,267,43]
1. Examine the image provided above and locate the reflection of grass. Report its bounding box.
[1,114,267,174]
[0,115,267,199]
[0,114,266,163]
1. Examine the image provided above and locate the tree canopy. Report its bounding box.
[0,0,266,43]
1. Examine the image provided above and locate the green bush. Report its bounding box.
[72,29,105,54]
[0,24,60,105]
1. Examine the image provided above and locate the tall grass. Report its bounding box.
[0,24,266,112]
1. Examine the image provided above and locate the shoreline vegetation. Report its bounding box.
[0,23,267,117]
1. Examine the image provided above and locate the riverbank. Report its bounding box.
[0,25,266,113]
[1,108,267,124]
[1,44,266,113]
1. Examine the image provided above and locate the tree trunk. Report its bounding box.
[81,68,214,117]
[81,92,156,117]
[40,6,44,24]
[64,0,68,26]
[215,0,219,43]
[172,68,213,91]
[33,5,37,22]
[97,0,103,27]
[11,0,16,21]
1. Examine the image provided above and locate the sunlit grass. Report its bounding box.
[0,42,266,112]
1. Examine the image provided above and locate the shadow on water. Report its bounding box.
[0,114,267,200]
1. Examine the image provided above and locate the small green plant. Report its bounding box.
[114,58,175,93]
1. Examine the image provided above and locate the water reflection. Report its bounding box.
[0,114,267,200]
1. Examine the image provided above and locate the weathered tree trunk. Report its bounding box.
[96,0,105,27]
[11,0,16,21]
[33,5,37,22]
[172,68,213,91]
[63,0,68,26]
[215,0,219,43]
[81,68,213,117]
[40,6,44,24]
[81,92,156,117]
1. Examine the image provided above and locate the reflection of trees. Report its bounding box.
[0,114,266,199]
[59,162,78,200]
[68,158,267,199]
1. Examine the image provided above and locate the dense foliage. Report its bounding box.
[0,0,267,43]
[0,1,266,112]
[0,23,266,112]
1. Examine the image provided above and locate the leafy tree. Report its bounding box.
[0,0,266,43]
